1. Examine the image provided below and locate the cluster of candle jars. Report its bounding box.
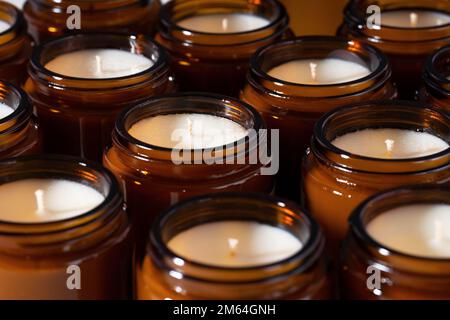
[0,0,448,300]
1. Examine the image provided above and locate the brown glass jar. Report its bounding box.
[0,1,32,86]
[422,44,450,112]
[242,36,396,199]
[0,81,41,159]
[137,193,332,300]
[23,0,161,44]
[25,33,175,162]
[338,0,450,99]
[302,101,450,256]
[0,155,131,300]
[156,0,291,97]
[104,93,274,256]
[341,185,450,300]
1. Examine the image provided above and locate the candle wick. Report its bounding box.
[228,238,239,258]
[221,18,228,32]
[309,62,318,83]
[384,139,395,158]
[95,55,102,75]
[34,189,45,216]
[410,12,418,27]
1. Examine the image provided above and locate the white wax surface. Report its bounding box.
[168,221,303,267]
[45,49,154,79]
[128,113,248,149]
[0,20,10,33]
[0,102,14,119]
[177,13,270,34]
[268,58,371,85]
[381,10,450,28]
[367,204,450,258]
[332,129,449,159]
[0,179,105,223]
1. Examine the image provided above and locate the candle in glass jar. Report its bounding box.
[44,49,154,79]
[268,58,371,85]
[0,179,105,223]
[128,113,248,149]
[0,102,14,119]
[177,13,270,34]
[381,10,450,28]
[367,204,450,258]
[0,20,10,33]
[167,221,303,267]
[332,128,449,159]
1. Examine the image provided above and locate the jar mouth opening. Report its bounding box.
[424,44,450,93]
[159,0,288,45]
[350,184,450,263]
[149,193,322,282]
[115,92,265,154]
[31,0,147,12]
[0,2,20,41]
[0,155,121,234]
[249,36,389,97]
[0,80,30,128]
[30,33,167,85]
[313,100,450,173]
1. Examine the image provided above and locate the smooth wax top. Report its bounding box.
[367,204,450,258]
[128,113,248,149]
[167,221,303,267]
[268,58,371,85]
[44,49,154,79]
[0,20,10,33]
[0,179,105,223]
[332,129,449,159]
[0,102,14,119]
[381,10,450,28]
[177,13,270,34]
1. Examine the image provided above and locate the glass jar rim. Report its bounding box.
[28,0,149,11]
[0,155,122,234]
[249,36,390,97]
[114,92,265,154]
[313,100,450,173]
[0,1,24,44]
[349,184,450,263]
[149,192,323,281]
[424,44,450,93]
[0,80,31,130]
[30,33,168,84]
[158,0,288,44]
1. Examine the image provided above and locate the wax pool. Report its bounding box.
[268,58,371,85]
[0,20,10,33]
[0,102,14,119]
[128,113,248,149]
[332,128,449,159]
[0,179,105,223]
[367,204,450,258]
[381,10,450,28]
[45,49,154,79]
[167,221,303,267]
[177,13,270,34]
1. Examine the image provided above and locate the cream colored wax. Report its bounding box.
[0,102,14,119]
[381,10,450,28]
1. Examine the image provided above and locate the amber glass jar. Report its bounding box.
[23,0,161,44]
[25,33,175,162]
[242,36,396,199]
[0,1,32,85]
[104,93,274,256]
[341,185,450,300]
[137,193,332,300]
[156,0,291,97]
[422,44,450,112]
[0,81,41,159]
[0,155,131,300]
[302,101,450,256]
[338,0,450,99]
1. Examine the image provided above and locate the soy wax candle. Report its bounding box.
[242,36,396,199]
[137,193,332,300]
[156,0,290,96]
[341,185,450,300]
[0,155,131,300]
[25,33,175,161]
[338,0,450,98]
[23,0,161,43]
[422,44,450,112]
[0,1,32,85]
[0,81,41,159]
[104,94,274,256]
[302,101,450,256]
